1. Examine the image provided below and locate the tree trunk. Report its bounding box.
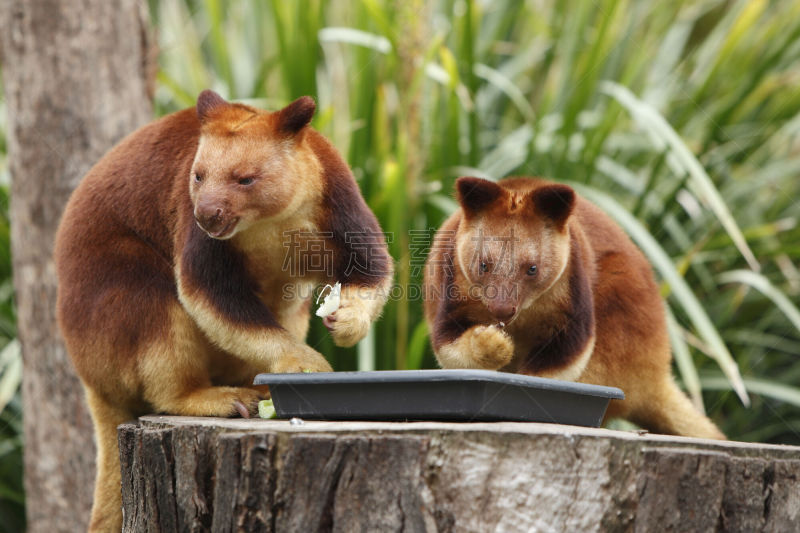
[0,1,153,531]
[122,416,800,532]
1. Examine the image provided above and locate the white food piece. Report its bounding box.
[315,282,342,318]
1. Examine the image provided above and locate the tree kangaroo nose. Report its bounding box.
[488,301,517,322]
[194,204,225,232]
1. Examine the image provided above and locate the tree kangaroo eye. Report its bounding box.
[194,172,203,183]
[527,264,538,276]
[480,261,488,274]
[238,177,254,186]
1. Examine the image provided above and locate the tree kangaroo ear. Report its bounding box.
[275,96,316,135]
[196,90,229,123]
[456,177,505,218]
[528,184,575,229]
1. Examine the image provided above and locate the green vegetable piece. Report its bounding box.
[258,399,277,419]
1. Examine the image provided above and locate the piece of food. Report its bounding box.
[258,399,277,419]
[315,282,341,318]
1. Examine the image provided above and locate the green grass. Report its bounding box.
[146,0,800,443]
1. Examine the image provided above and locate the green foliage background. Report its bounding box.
[2,0,800,529]
[0,71,23,531]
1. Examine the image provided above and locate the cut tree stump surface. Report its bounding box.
[120,416,800,532]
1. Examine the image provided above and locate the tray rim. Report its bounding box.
[253,369,625,400]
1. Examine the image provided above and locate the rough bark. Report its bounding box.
[121,417,800,532]
[0,1,153,531]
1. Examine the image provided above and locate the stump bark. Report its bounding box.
[120,417,800,532]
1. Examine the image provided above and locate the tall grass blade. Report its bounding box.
[318,27,392,54]
[0,339,20,413]
[701,375,800,409]
[718,270,800,334]
[406,321,430,371]
[357,328,375,371]
[473,63,535,122]
[666,309,704,412]
[479,124,533,178]
[600,81,761,272]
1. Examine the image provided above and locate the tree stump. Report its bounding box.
[120,417,800,532]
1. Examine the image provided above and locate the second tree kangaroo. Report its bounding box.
[424,176,723,440]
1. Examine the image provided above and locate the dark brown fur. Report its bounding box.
[55,92,392,531]
[424,176,724,440]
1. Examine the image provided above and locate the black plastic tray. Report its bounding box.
[253,369,624,427]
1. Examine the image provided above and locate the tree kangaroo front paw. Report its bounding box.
[326,299,372,347]
[271,345,333,373]
[438,325,515,370]
[466,325,515,369]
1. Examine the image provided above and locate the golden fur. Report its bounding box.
[54,91,392,531]
[424,177,724,440]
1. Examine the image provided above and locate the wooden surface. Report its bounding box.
[120,416,800,532]
[0,1,153,531]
